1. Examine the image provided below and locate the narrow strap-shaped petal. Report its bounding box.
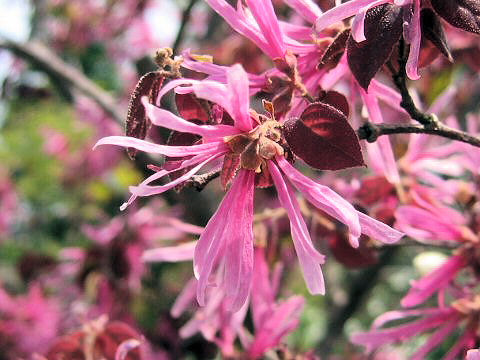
[142,98,239,137]
[352,311,455,352]
[115,339,141,360]
[94,136,227,157]
[360,89,400,183]
[122,152,223,210]
[276,157,362,247]
[443,329,476,360]
[284,0,322,24]
[194,170,254,311]
[269,161,326,295]
[372,307,451,329]
[245,0,286,59]
[404,0,421,80]
[226,65,253,131]
[316,0,380,33]
[142,241,197,263]
[401,255,466,307]
[223,170,255,311]
[357,211,404,244]
[410,318,460,360]
[351,0,391,42]
[206,0,273,58]
[171,278,197,318]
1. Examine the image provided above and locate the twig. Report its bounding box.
[172,0,199,54]
[357,122,480,148]
[182,170,220,191]
[391,39,438,128]
[0,38,124,124]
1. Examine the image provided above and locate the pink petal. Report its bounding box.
[284,0,322,24]
[194,170,255,311]
[276,157,362,247]
[142,98,239,138]
[357,211,404,244]
[245,0,286,59]
[410,318,459,360]
[226,64,253,131]
[404,0,421,80]
[94,136,227,157]
[401,255,467,307]
[171,278,197,318]
[352,311,456,352]
[206,0,275,58]
[122,152,223,210]
[315,0,380,33]
[360,89,400,183]
[269,161,326,294]
[115,339,141,360]
[142,241,197,263]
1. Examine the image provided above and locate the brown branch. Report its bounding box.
[0,38,124,124]
[357,122,480,148]
[391,39,438,128]
[181,170,220,191]
[172,0,199,54]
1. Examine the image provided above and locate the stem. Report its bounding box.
[182,170,220,191]
[0,38,124,124]
[357,122,480,148]
[172,0,199,54]
[391,39,438,128]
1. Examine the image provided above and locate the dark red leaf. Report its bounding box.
[319,28,350,69]
[283,102,364,170]
[328,234,378,268]
[421,8,453,61]
[431,0,480,35]
[221,153,241,189]
[346,4,403,90]
[126,72,164,159]
[318,90,349,117]
[175,93,209,123]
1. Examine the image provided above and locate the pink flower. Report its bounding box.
[351,300,478,359]
[315,0,422,79]
[96,64,403,311]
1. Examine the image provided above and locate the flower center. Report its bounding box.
[225,116,284,173]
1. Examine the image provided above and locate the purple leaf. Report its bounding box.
[126,72,164,159]
[431,0,480,35]
[318,90,350,117]
[421,8,453,62]
[346,4,403,90]
[175,93,209,123]
[165,131,201,182]
[319,29,350,69]
[283,102,364,171]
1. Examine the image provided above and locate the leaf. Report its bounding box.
[431,0,480,35]
[319,29,350,69]
[283,102,364,170]
[221,153,241,189]
[421,8,453,62]
[354,176,395,206]
[318,90,349,117]
[126,72,164,159]
[346,4,403,90]
[175,93,209,123]
[328,234,378,268]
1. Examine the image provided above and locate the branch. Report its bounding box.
[0,38,124,124]
[390,39,438,128]
[181,170,220,191]
[357,122,480,148]
[172,0,199,54]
